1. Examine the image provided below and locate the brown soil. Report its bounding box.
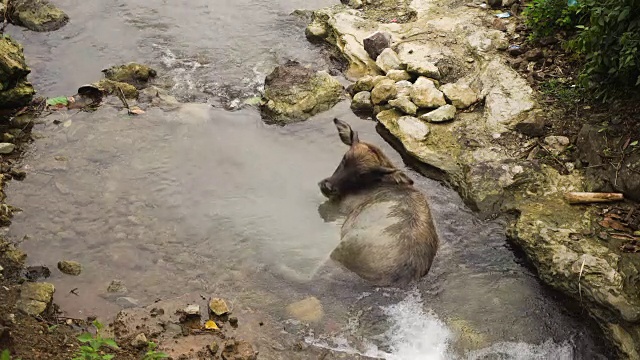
[487,2,640,185]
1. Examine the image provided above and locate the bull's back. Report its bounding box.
[329,186,439,286]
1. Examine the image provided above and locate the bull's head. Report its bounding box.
[318,118,413,199]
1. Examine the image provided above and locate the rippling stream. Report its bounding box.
[5,0,609,358]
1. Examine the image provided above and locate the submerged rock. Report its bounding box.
[221,340,258,360]
[410,77,446,108]
[102,63,157,89]
[107,280,128,294]
[57,260,82,275]
[420,104,456,123]
[363,31,392,60]
[116,297,140,308]
[16,282,55,316]
[261,61,343,124]
[92,79,138,99]
[286,297,323,323]
[10,0,69,32]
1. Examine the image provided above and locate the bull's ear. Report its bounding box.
[334,118,359,146]
[368,166,398,178]
[368,166,414,185]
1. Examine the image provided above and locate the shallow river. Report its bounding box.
[5,0,610,359]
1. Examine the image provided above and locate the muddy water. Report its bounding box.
[5,0,608,359]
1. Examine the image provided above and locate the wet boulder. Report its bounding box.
[0,37,35,109]
[57,260,82,275]
[0,79,35,109]
[92,79,138,99]
[261,61,343,124]
[10,0,69,32]
[102,63,157,89]
[16,282,55,316]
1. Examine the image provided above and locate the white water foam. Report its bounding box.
[305,289,577,360]
[306,290,454,360]
[467,339,575,360]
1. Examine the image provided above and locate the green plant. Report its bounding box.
[523,0,579,40]
[142,342,169,360]
[72,320,119,360]
[0,350,19,360]
[568,0,640,95]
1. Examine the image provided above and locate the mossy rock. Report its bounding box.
[92,79,139,99]
[11,0,69,32]
[102,63,157,89]
[0,36,31,90]
[0,79,35,109]
[261,61,343,125]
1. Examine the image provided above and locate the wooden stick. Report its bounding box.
[564,192,624,204]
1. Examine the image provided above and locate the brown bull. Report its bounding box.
[318,118,439,286]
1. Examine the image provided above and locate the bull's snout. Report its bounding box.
[318,179,336,198]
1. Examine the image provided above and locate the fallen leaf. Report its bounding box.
[204,320,218,330]
[46,96,69,107]
[600,218,631,232]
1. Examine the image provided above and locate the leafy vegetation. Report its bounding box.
[142,342,169,360]
[523,0,578,40]
[523,0,640,98]
[1,350,18,360]
[72,320,119,360]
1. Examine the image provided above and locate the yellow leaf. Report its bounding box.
[204,320,218,330]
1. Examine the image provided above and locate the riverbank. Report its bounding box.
[300,0,640,358]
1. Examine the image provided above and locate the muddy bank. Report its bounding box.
[301,0,639,357]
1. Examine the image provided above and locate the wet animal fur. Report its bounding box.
[319,118,439,286]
